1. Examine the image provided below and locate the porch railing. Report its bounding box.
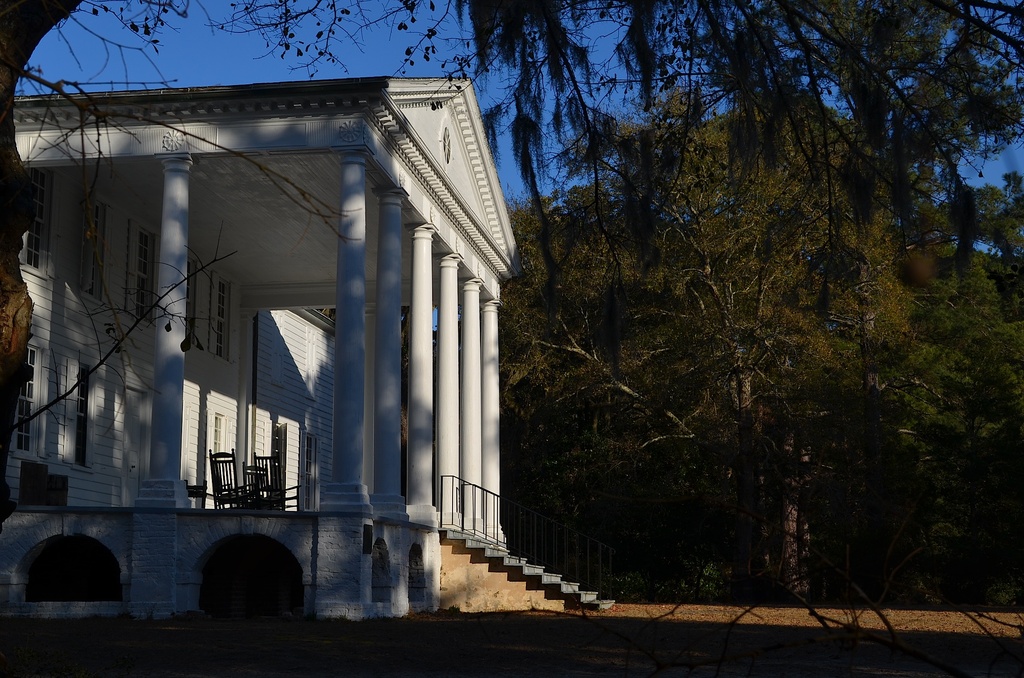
[439,475,614,599]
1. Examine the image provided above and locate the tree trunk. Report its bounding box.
[858,268,885,529]
[731,366,757,601]
[780,432,811,598]
[0,0,82,530]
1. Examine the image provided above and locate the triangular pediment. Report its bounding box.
[387,79,518,279]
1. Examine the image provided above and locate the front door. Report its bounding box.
[123,387,151,506]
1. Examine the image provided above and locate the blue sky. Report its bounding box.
[26,5,1023,195]
[26,4,529,197]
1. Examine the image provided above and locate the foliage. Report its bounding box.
[500,89,1024,605]
[1,0,1023,609]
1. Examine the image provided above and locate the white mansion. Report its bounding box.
[0,78,523,618]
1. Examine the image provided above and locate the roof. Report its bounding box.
[15,77,520,302]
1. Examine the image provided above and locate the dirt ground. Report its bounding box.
[1,604,1022,677]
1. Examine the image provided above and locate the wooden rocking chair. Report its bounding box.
[252,454,300,510]
[208,450,252,509]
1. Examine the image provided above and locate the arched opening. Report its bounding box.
[371,537,391,603]
[199,535,303,618]
[26,535,122,602]
[408,543,426,604]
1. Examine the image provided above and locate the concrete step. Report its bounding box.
[540,572,563,585]
[463,537,506,553]
[520,563,545,576]
[443,530,614,611]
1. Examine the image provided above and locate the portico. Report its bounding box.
[2,77,519,618]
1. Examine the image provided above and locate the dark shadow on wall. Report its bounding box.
[26,535,122,602]
[199,535,303,618]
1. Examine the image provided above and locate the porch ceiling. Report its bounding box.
[101,150,422,309]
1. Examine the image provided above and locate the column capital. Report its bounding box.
[160,153,193,171]
[482,299,502,311]
[440,252,462,268]
[412,224,436,239]
[373,186,409,204]
[335,148,371,166]
[462,277,483,292]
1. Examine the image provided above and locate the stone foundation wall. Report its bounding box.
[439,539,566,612]
[0,507,440,619]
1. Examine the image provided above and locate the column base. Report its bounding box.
[438,511,463,532]
[370,493,409,522]
[320,482,372,513]
[134,479,189,508]
[406,504,438,529]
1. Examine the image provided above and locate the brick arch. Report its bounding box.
[175,516,315,592]
[26,534,123,602]
[408,543,426,604]
[10,519,131,586]
[371,537,391,603]
[198,534,304,617]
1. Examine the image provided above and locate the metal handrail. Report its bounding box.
[439,475,614,599]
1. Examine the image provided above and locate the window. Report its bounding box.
[183,258,205,352]
[210,277,230,359]
[15,347,37,453]
[81,202,107,297]
[73,365,90,466]
[442,127,452,165]
[23,169,50,271]
[211,413,225,454]
[272,423,287,460]
[125,223,155,319]
[301,433,317,511]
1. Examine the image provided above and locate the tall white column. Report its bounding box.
[322,152,370,511]
[371,189,407,519]
[235,311,255,464]
[138,154,192,508]
[362,304,376,495]
[461,279,484,533]
[481,300,502,539]
[437,254,461,526]
[407,225,436,526]
[481,300,501,498]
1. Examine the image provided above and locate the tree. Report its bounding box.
[2,0,1024,539]
[500,102,868,600]
[0,1,82,526]
[499,83,1024,611]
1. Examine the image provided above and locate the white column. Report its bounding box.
[481,300,501,498]
[235,311,255,464]
[371,189,407,519]
[362,304,376,495]
[138,154,192,508]
[322,152,370,511]
[437,254,461,526]
[460,279,483,534]
[407,225,436,526]
[481,300,502,540]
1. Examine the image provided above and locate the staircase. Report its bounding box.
[438,476,614,611]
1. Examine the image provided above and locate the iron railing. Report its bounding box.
[439,475,614,599]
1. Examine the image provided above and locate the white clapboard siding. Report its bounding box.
[254,310,335,506]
